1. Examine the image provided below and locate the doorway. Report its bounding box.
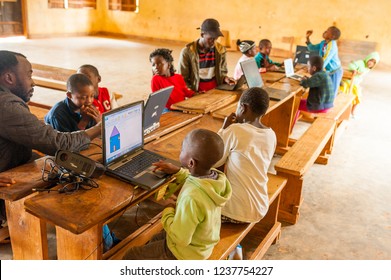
[0,0,24,37]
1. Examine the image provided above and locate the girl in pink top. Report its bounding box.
[233,39,258,80]
[150,48,195,110]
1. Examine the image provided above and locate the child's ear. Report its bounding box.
[98,75,102,83]
[188,158,196,168]
[66,91,73,99]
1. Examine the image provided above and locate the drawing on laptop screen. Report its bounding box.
[104,103,143,165]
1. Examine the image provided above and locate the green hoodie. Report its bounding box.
[348,52,380,84]
[161,168,232,260]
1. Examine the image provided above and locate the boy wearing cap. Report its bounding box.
[178,18,235,92]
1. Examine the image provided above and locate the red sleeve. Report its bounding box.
[176,74,195,98]
[151,75,163,92]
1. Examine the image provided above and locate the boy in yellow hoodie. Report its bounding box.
[343,52,380,117]
[123,129,232,260]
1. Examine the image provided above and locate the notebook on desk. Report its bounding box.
[216,75,246,91]
[240,58,290,101]
[284,58,304,81]
[102,101,179,190]
[144,86,174,135]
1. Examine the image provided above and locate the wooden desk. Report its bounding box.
[211,82,304,154]
[24,174,165,260]
[261,71,286,84]
[170,89,240,114]
[145,114,223,160]
[144,111,202,144]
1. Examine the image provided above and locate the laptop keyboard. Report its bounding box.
[116,151,165,177]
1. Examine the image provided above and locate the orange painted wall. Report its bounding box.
[25,0,391,66]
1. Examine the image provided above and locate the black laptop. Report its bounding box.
[102,101,179,190]
[216,75,246,91]
[294,45,318,65]
[240,58,290,101]
[144,86,173,135]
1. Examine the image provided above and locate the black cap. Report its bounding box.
[200,18,224,38]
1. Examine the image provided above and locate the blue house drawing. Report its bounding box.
[110,126,120,153]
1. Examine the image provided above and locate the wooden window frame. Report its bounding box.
[108,0,139,13]
[48,0,97,9]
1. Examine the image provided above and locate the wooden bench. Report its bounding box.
[208,173,287,260]
[32,63,76,91]
[275,118,336,224]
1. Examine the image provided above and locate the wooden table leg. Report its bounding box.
[6,196,48,259]
[56,224,102,260]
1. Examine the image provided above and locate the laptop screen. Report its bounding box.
[144,86,173,131]
[103,101,144,166]
[284,58,295,77]
[240,58,264,88]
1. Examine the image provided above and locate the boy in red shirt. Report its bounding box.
[77,64,118,114]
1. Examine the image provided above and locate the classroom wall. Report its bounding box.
[24,0,391,66]
[25,0,101,37]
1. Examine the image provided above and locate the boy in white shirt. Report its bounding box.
[215,87,276,223]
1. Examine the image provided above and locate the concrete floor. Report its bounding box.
[0,36,390,260]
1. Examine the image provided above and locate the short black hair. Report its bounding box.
[309,55,324,71]
[66,73,93,93]
[329,26,341,40]
[240,87,269,116]
[78,64,100,77]
[259,39,271,49]
[149,48,176,74]
[0,50,26,75]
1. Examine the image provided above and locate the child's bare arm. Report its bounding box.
[0,175,16,187]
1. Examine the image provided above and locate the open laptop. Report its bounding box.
[293,45,318,65]
[102,101,179,190]
[144,86,173,135]
[284,58,304,81]
[240,58,290,101]
[216,74,246,91]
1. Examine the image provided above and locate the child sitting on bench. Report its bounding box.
[122,129,232,260]
[215,87,276,223]
[77,64,118,114]
[45,73,100,131]
[299,55,335,114]
[344,52,380,117]
[233,39,257,80]
[254,39,283,72]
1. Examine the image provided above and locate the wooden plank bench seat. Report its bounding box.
[299,92,356,164]
[32,63,76,91]
[275,118,336,224]
[209,173,287,260]
[106,174,287,260]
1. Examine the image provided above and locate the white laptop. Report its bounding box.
[240,58,290,101]
[284,58,304,81]
[102,101,179,190]
[144,86,173,135]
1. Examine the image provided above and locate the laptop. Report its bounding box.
[144,86,174,135]
[102,101,180,190]
[293,45,318,65]
[240,58,290,101]
[284,58,304,81]
[216,74,246,91]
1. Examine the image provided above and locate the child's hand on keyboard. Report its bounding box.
[153,160,180,175]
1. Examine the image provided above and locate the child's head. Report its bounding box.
[236,87,269,123]
[258,39,272,55]
[149,48,175,77]
[236,39,257,57]
[365,52,380,69]
[180,129,224,175]
[77,64,101,98]
[66,73,94,109]
[323,26,341,41]
[307,55,324,75]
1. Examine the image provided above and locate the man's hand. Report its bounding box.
[0,176,16,187]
